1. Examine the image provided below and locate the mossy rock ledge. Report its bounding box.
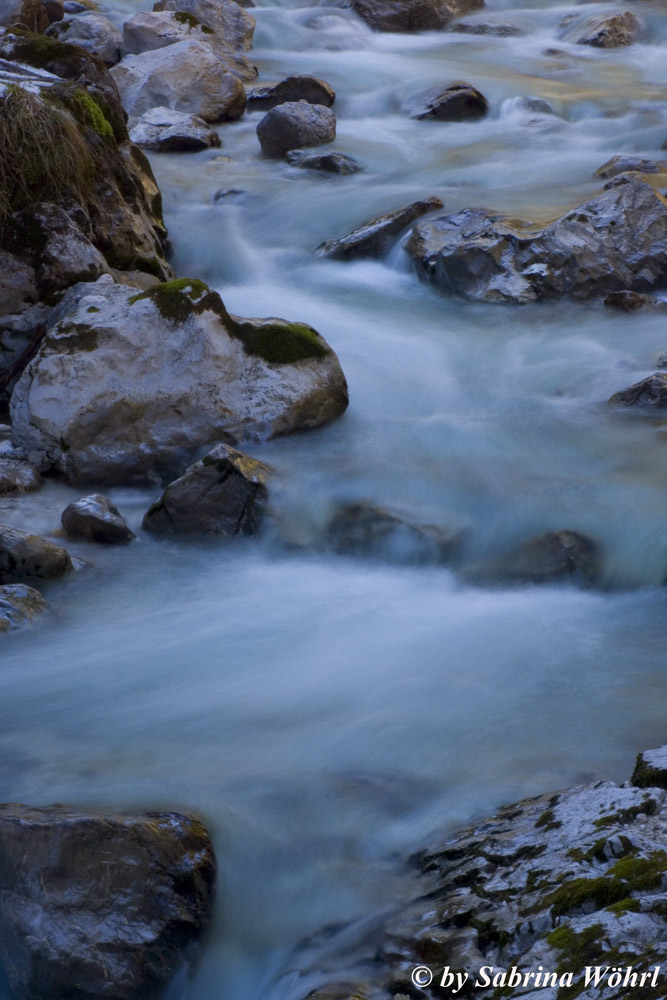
[292,748,667,1000]
[10,279,349,485]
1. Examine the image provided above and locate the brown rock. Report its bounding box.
[248,74,335,111]
[0,525,73,583]
[316,197,443,259]
[61,493,136,544]
[351,0,483,32]
[411,80,488,121]
[257,100,336,158]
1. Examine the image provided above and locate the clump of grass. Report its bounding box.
[0,85,93,231]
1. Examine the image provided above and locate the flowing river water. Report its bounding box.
[4,0,667,997]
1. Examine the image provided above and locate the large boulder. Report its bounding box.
[129,106,221,151]
[153,0,256,51]
[247,74,335,111]
[257,101,336,158]
[111,39,246,122]
[0,582,45,632]
[350,0,483,32]
[407,177,667,303]
[45,12,123,66]
[61,494,136,543]
[143,443,270,535]
[0,804,216,1000]
[122,8,256,81]
[316,197,443,259]
[410,80,488,121]
[0,525,73,582]
[10,279,349,484]
[563,10,642,48]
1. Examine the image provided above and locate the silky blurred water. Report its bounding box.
[4,0,667,996]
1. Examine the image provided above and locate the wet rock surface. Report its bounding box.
[0,804,216,1000]
[449,20,521,36]
[129,106,221,151]
[0,457,41,494]
[407,178,667,303]
[350,0,483,33]
[595,155,661,180]
[287,150,362,174]
[325,501,463,564]
[143,442,271,536]
[257,100,336,157]
[0,582,45,632]
[500,529,600,584]
[0,524,72,582]
[609,374,667,409]
[247,73,335,111]
[410,80,489,121]
[61,494,136,544]
[316,197,443,259]
[564,10,642,48]
[604,290,667,312]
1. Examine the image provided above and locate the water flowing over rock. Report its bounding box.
[604,290,667,312]
[350,0,484,32]
[0,582,45,631]
[111,40,247,122]
[563,10,642,48]
[129,106,221,151]
[449,20,521,36]
[45,11,123,65]
[325,501,463,564]
[247,74,335,110]
[500,529,600,584]
[0,805,216,1000]
[10,279,349,485]
[0,525,73,582]
[609,373,667,408]
[143,443,271,536]
[257,100,336,157]
[286,150,361,173]
[406,177,667,303]
[61,494,136,543]
[410,80,488,121]
[316,197,443,259]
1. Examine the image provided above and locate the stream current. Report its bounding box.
[4,0,667,996]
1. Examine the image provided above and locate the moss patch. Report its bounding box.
[229,319,329,364]
[546,850,667,918]
[129,277,231,324]
[594,799,658,828]
[173,9,214,32]
[535,809,562,831]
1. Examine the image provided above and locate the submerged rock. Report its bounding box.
[609,373,667,408]
[10,279,348,484]
[287,150,361,174]
[501,529,600,584]
[407,178,667,303]
[61,494,136,544]
[0,457,41,494]
[604,290,667,312]
[0,804,216,1000]
[247,74,335,111]
[257,101,336,158]
[350,0,483,33]
[595,155,661,180]
[564,10,642,48]
[326,501,463,564]
[129,106,221,151]
[0,525,73,583]
[410,80,488,121]
[0,583,45,632]
[450,20,522,36]
[143,442,270,536]
[316,197,443,259]
[45,11,123,65]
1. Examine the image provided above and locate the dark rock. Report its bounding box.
[604,290,667,312]
[257,101,336,158]
[326,501,463,564]
[43,0,63,22]
[61,494,136,544]
[0,457,41,495]
[350,0,483,33]
[450,20,521,36]
[407,178,667,303]
[316,196,443,259]
[142,442,270,536]
[0,0,49,31]
[502,530,600,584]
[633,746,667,789]
[129,106,221,152]
[507,95,554,115]
[287,150,362,174]
[0,582,45,632]
[0,525,73,583]
[213,187,246,202]
[609,373,667,408]
[411,80,488,121]
[565,10,642,48]
[657,352,667,368]
[247,74,335,111]
[0,804,216,1000]
[595,155,660,180]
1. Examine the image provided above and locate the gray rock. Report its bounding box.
[507,95,554,115]
[286,150,361,174]
[316,197,443,259]
[0,457,41,495]
[407,178,667,303]
[129,106,221,151]
[604,290,667,312]
[564,10,642,48]
[143,442,270,536]
[0,525,73,583]
[0,249,37,316]
[350,0,483,32]
[0,804,216,1000]
[0,583,45,632]
[46,12,123,65]
[595,155,661,180]
[10,280,348,485]
[111,40,247,123]
[501,530,600,584]
[657,352,667,368]
[248,74,335,111]
[153,0,256,51]
[633,746,667,790]
[61,494,136,544]
[326,501,463,564]
[450,20,522,36]
[411,79,488,121]
[257,101,336,158]
[609,373,667,408]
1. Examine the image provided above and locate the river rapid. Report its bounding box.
[3,0,667,997]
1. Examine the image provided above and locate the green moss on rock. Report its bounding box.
[173,9,214,32]
[229,319,329,364]
[546,850,667,917]
[129,277,231,324]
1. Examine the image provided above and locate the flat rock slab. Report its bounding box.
[129,106,221,151]
[61,494,136,544]
[316,197,443,259]
[0,804,216,1000]
[0,525,72,583]
[0,583,45,632]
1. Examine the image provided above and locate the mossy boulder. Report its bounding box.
[10,279,348,484]
[0,524,73,582]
